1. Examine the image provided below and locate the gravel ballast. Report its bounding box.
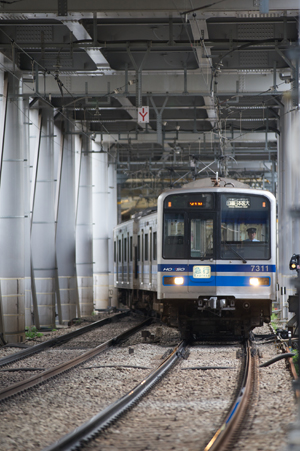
[0,321,297,451]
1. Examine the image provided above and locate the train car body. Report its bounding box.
[114,178,276,338]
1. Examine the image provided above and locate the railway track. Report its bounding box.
[229,325,298,451]
[0,311,130,368]
[40,339,246,451]
[0,313,152,402]
[203,340,257,451]
[43,341,187,451]
[0,323,297,451]
[44,334,297,451]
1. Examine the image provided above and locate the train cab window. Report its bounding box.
[153,232,157,260]
[145,234,148,261]
[190,218,214,259]
[220,194,271,260]
[163,213,186,259]
[114,241,116,263]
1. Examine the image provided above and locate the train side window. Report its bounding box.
[137,235,140,261]
[114,241,116,263]
[153,232,157,260]
[118,239,121,262]
[145,233,148,261]
[124,238,127,262]
[130,236,133,261]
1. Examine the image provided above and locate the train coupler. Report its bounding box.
[197,297,236,312]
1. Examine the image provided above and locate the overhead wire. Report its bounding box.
[0,60,115,163]
[0,27,119,154]
[172,0,289,159]
[0,11,287,170]
[172,0,212,89]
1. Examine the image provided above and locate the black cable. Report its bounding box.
[259,353,295,368]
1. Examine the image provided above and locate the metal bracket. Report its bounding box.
[58,0,68,17]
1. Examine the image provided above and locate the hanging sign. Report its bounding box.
[138,106,149,123]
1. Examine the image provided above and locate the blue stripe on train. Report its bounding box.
[162,275,271,287]
[158,264,276,273]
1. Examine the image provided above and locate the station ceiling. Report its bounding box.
[0,1,297,214]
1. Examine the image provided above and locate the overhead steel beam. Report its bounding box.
[0,1,299,14]
[150,96,168,146]
[62,20,112,72]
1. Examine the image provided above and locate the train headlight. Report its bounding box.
[249,278,259,286]
[163,276,185,286]
[249,277,270,286]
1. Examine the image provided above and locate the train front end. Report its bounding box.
[157,183,276,338]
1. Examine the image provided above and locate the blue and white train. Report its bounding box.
[113,177,276,338]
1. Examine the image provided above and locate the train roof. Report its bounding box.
[131,207,157,219]
[182,177,249,189]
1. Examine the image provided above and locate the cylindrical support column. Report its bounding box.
[55,121,78,323]
[93,143,109,310]
[76,135,93,316]
[0,73,26,342]
[22,84,31,329]
[31,106,56,328]
[278,95,300,323]
[107,159,118,307]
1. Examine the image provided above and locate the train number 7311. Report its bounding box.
[251,265,269,272]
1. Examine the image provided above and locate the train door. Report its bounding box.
[137,234,140,282]
[117,236,122,283]
[127,232,130,284]
[149,227,152,286]
[121,234,124,283]
[141,229,144,285]
[114,239,117,284]
[123,235,126,282]
[188,212,216,294]
[144,232,149,286]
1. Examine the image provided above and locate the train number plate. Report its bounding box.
[193,266,211,279]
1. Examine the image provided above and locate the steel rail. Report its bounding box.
[42,341,186,451]
[0,317,152,402]
[203,341,255,451]
[0,311,130,368]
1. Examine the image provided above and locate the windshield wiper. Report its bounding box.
[225,244,247,264]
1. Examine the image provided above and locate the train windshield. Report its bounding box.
[190,217,214,259]
[163,213,186,258]
[163,212,215,259]
[220,194,271,260]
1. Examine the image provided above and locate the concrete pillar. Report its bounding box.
[76,135,93,316]
[278,94,300,323]
[22,84,31,329]
[30,106,56,329]
[55,121,79,324]
[0,73,26,342]
[93,143,109,310]
[107,158,118,307]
